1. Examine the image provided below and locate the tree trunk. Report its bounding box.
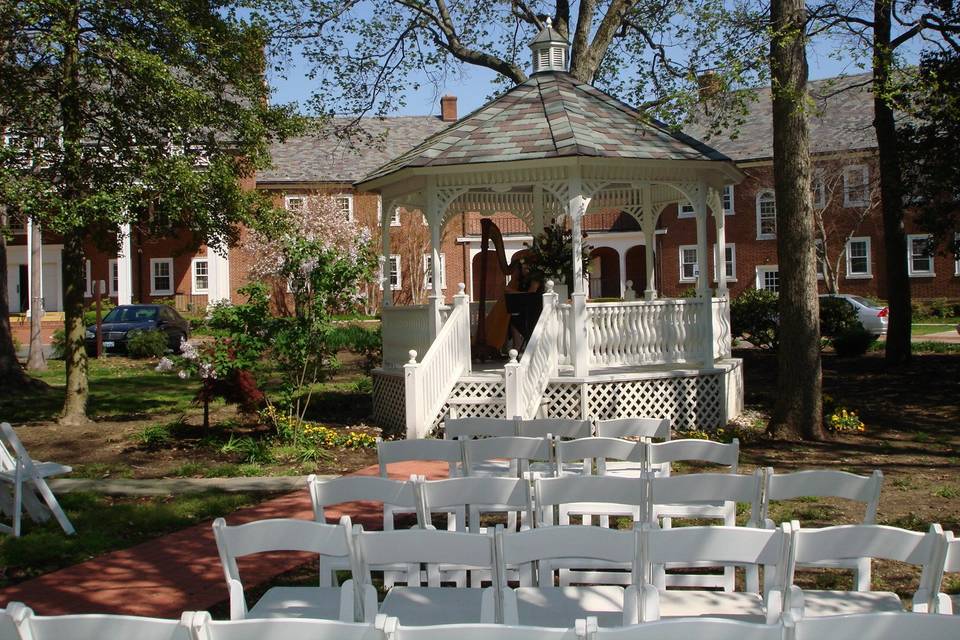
[27,218,46,371]
[0,206,33,389]
[59,1,89,425]
[767,0,824,440]
[873,0,911,365]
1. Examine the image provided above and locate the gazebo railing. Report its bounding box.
[712,297,732,359]
[403,286,471,438]
[505,285,562,419]
[585,298,708,367]
[382,304,442,368]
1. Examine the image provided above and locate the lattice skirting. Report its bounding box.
[372,360,743,437]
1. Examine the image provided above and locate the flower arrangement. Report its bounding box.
[526,221,591,288]
[827,408,866,433]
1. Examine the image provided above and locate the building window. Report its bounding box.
[845,237,872,278]
[423,253,446,289]
[843,165,870,207]
[955,232,960,276]
[384,254,401,290]
[756,266,779,293]
[150,258,174,295]
[907,234,934,276]
[814,240,825,280]
[679,201,695,218]
[83,259,92,297]
[335,194,353,222]
[713,244,736,281]
[284,195,305,211]
[108,259,119,296]
[812,169,826,208]
[679,245,699,282]
[722,185,734,215]
[389,205,400,226]
[192,258,209,294]
[6,212,26,234]
[756,190,777,239]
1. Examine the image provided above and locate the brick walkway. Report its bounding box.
[0,461,448,616]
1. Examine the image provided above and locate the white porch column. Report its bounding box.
[531,185,546,236]
[117,223,133,306]
[617,247,627,298]
[381,199,393,307]
[26,217,42,318]
[568,166,590,377]
[207,248,231,305]
[426,177,442,339]
[714,189,729,296]
[641,184,657,301]
[694,182,716,365]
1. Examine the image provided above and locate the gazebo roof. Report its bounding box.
[357,71,732,188]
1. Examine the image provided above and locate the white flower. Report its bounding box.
[178,370,190,379]
[155,357,174,373]
[199,363,216,379]
[180,339,198,361]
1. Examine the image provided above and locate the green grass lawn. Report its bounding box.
[1,358,212,423]
[0,491,260,588]
[912,323,958,336]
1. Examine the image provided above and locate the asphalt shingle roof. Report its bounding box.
[685,73,877,162]
[256,116,450,183]
[359,72,731,185]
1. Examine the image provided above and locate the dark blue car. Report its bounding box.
[85,304,190,355]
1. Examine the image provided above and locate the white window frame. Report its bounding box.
[713,243,737,282]
[108,258,119,296]
[678,245,699,282]
[149,257,174,296]
[722,184,734,216]
[907,233,935,277]
[678,202,695,218]
[284,195,305,211]
[814,239,825,280]
[423,253,447,289]
[955,232,960,276]
[843,165,870,208]
[756,265,779,293]
[845,236,872,279]
[381,254,401,291]
[812,168,826,208]
[389,203,400,226]
[756,190,777,240]
[335,194,354,222]
[191,257,210,294]
[83,259,92,297]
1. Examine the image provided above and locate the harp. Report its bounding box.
[474,218,509,360]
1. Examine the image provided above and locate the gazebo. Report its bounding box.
[357,21,745,438]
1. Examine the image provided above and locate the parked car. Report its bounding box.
[819,294,888,338]
[85,304,190,355]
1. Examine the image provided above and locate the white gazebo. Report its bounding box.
[358,21,745,438]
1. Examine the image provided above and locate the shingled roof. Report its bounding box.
[256,116,450,184]
[359,72,731,185]
[685,73,877,162]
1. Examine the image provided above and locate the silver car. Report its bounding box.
[820,294,888,338]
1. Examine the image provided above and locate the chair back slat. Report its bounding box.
[518,419,592,439]
[591,618,783,640]
[649,470,763,524]
[416,476,531,511]
[594,418,670,441]
[16,612,190,640]
[645,525,786,566]
[393,622,577,640]
[356,528,495,567]
[194,616,382,640]
[793,612,960,640]
[463,436,551,476]
[497,525,638,565]
[536,475,646,509]
[792,524,935,565]
[763,468,883,524]
[213,518,351,560]
[555,437,643,474]
[309,476,417,522]
[377,439,463,474]
[645,439,739,471]
[444,418,516,440]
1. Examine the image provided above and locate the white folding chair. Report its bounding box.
[376,438,464,531]
[762,468,883,590]
[462,435,553,479]
[640,524,792,624]
[932,531,958,614]
[212,516,359,621]
[496,525,643,628]
[390,621,580,640]
[535,475,647,585]
[0,422,74,536]
[579,616,784,640]
[444,418,516,440]
[792,611,960,640]
[647,470,765,592]
[309,475,420,587]
[185,610,391,640]
[352,527,499,626]
[4,602,190,640]
[785,523,947,619]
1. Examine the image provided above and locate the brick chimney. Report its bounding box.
[440,95,458,122]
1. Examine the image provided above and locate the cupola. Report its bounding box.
[530,17,569,74]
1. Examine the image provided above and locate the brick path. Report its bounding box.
[0,461,448,616]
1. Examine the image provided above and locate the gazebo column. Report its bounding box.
[641,185,657,301]
[380,200,393,307]
[617,247,627,298]
[531,185,546,236]
[714,191,729,296]
[425,178,443,339]
[694,182,716,365]
[568,168,590,377]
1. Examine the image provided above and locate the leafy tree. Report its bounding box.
[0,1,302,423]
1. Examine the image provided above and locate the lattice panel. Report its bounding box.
[372,371,406,436]
[433,380,507,434]
[542,383,582,419]
[586,375,723,431]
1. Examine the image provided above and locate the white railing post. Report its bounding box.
[428,295,442,339]
[541,282,559,377]
[504,349,521,420]
[453,283,471,374]
[403,350,421,439]
[571,292,589,376]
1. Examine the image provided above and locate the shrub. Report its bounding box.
[51,329,66,359]
[826,408,865,433]
[133,423,172,447]
[126,329,169,358]
[731,288,779,349]
[353,376,373,394]
[351,327,382,372]
[831,325,876,357]
[819,297,861,337]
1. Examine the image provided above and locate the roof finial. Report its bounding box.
[530,17,569,74]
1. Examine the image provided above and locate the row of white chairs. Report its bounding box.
[3,606,958,640]
[212,516,955,628]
